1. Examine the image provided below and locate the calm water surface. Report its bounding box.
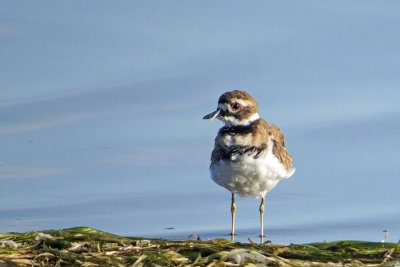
[1,1,399,245]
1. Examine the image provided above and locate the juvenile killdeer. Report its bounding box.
[203,90,295,241]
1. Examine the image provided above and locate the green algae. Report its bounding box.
[0,227,398,266]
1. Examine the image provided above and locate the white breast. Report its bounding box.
[210,139,295,198]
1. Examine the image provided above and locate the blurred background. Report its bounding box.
[1,1,399,244]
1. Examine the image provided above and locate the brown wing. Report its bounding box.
[272,139,293,170]
[265,122,293,171]
[265,123,285,147]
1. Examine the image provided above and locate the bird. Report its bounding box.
[381,230,389,243]
[203,90,295,241]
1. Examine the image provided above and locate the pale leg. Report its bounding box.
[259,196,265,241]
[231,193,236,241]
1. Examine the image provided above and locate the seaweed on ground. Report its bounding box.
[0,227,398,266]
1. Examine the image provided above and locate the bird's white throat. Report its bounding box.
[224,112,260,126]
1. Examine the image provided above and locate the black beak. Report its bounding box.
[203,109,221,120]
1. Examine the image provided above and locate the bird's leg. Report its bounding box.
[259,196,265,242]
[231,192,236,241]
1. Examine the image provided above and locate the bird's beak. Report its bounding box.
[203,109,221,120]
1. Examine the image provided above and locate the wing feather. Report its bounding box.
[265,122,293,171]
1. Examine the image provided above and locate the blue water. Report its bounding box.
[1,111,399,244]
[1,1,400,245]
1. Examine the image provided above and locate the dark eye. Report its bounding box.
[231,102,241,110]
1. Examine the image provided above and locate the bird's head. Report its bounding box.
[203,90,259,126]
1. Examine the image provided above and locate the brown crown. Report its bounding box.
[218,90,257,106]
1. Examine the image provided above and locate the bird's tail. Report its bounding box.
[285,168,296,179]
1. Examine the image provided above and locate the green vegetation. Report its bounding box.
[0,227,398,266]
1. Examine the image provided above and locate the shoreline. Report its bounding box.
[0,227,398,266]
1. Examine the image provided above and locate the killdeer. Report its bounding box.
[203,90,295,241]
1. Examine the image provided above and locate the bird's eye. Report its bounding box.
[231,103,241,111]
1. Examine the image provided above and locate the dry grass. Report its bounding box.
[0,227,398,266]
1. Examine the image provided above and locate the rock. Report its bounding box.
[222,249,269,265]
[34,233,55,242]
